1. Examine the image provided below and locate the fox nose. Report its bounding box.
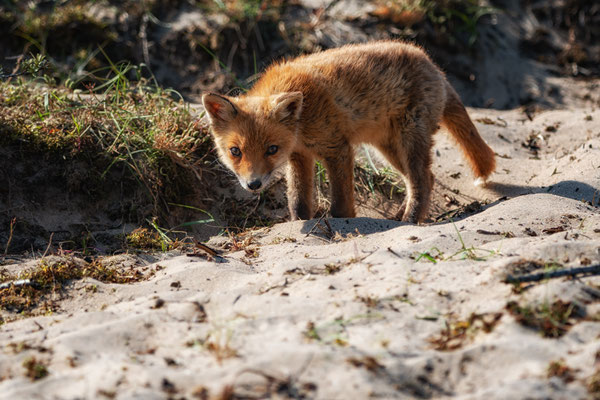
[247,180,262,191]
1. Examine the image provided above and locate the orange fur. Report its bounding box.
[203,41,495,222]
[442,84,496,179]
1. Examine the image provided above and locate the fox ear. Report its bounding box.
[270,92,303,124]
[202,93,237,126]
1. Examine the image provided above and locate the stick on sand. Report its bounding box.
[504,264,600,284]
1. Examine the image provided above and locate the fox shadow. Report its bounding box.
[486,180,598,204]
[299,179,599,238]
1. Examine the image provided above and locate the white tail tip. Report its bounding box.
[473,177,486,187]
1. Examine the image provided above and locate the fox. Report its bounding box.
[202,40,495,223]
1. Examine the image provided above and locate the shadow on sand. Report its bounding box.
[299,179,600,238]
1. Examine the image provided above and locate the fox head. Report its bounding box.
[202,91,303,193]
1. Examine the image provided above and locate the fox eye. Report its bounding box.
[266,145,278,156]
[230,147,241,157]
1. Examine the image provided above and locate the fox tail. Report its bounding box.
[441,83,496,183]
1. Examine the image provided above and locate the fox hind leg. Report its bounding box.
[402,161,433,223]
[376,127,434,223]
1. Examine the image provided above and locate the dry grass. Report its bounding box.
[429,312,502,351]
[0,67,214,226]
[588,367,600,399]
[22,356,49,381]
[187,328,239,364]
[506,299,583,338]
[547,359,576,383]
[0,54,226,250]
[0,256,158,316]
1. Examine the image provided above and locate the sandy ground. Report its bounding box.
[1,105,599,399]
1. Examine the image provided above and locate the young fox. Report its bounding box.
[202,41,495,223]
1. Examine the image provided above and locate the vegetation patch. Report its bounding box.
[303,315,383,347]
[22,356,49,381]
[588,367,600,400]
[357,294,413,310]
[372,0,497,47]
[347,355,384,373]
[547,359,576,383]
[0,256,156,316]
[0,69,209,205]
[0,54,225,251]
[126,227,167,251]
[429,312,502,351]
[217,368,318,400]
[187,329,239,364]
[415,221,499,264]
[292,255,368,276]
[506,300,583,338]
[202,0,287,22]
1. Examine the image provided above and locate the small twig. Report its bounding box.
[315,219,334,240]
[4,217,16,255]
[387,247,403,258]
[187,242,226,263]
[259,277,290,294]
[0,71,30,79]
[323,219,334,236]
[504,264,600,284]
[140,13,151,68]
[476,229,501,235]
[230,353,315,396]
[9,50,27,76]
[242,195,262,229]
[2,50,47,81]
[305,211,328,238]
[42,232,54,258]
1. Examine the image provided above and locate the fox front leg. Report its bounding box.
[322,146,356,218]
[286,152,315,220]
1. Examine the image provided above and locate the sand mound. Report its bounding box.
[1,106,599,399]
